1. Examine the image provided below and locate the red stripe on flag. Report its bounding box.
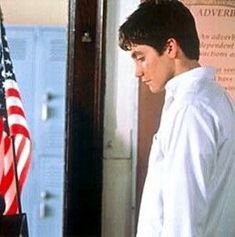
[19,150,31,193]
[5,195,18,215]
[5,88,21,99]
[7,106,25,118]
[0,165,14,194]
[4,135,11,151]
[10,125,30,138]
[0,118,3,136]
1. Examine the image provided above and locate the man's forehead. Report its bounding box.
[131,45,146,58]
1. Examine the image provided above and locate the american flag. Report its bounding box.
[0,21,32,215]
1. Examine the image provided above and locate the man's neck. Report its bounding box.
[174,58,200,77]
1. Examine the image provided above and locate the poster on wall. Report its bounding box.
[181,0,235,100]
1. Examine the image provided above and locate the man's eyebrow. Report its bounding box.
[131,51,143,59]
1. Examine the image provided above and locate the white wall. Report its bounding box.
[102,0,139,236]
[0,0,68,25]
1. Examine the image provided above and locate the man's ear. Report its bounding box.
[165,38,178,58]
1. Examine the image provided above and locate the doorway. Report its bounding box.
[64,0,105,236]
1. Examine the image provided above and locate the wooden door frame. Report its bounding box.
[64,0,106,236]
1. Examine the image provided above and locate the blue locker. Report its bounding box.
[6,25,67,237]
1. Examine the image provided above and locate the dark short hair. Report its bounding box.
[119,0,200,60]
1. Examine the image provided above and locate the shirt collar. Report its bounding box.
[165,66,216,98]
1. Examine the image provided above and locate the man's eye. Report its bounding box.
[136,57,145,62]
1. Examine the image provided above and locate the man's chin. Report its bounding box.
[149,86,162,94]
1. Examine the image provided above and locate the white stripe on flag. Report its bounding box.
[6,97,23,109]
[4,79,20,90]
[8,114,28,129]
[15,136,30,175]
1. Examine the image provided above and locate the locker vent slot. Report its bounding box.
[8,38,27,61]
[49,39,66,62]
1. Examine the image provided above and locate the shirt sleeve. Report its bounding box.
[161,104,218,237]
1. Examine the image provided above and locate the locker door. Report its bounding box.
[34,27,66,237]
[6,26,67,237]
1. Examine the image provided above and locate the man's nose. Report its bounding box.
[135,65,143,78]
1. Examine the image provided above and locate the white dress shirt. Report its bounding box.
[136,67,235,237]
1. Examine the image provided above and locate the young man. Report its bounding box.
[119,1,235,236]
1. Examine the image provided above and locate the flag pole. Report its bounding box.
[0,13,22,215]
[11,136,22,214]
